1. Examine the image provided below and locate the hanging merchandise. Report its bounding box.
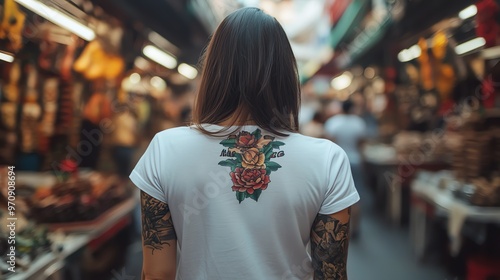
[73,40,104,79]
[432,31,456,110]
[38,78,59,154]
[67,19,122,67]
[82,82,112,125]
[73,40,124,80]
[106,54,125,79]
[54,37,79,134]
[2,60,21,103]
[20,64,41,153]
[54,79,74,131]
[0,101,17,130]
[481,70,498,108]
[38,33,59,73]
[79,80,112,169]
[431,31,448,61]
[417,38,434,91]
[0,62,20,130]
[37,24,78,75]
[0,0,26,51]
[0,62,20,165]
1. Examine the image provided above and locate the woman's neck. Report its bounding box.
[218,118,256,126]
[217,108,255,126]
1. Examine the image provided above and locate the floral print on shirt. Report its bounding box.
[218,129,285,203]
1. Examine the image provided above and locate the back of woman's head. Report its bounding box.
[342,99,354,114]
[193,7,300,136]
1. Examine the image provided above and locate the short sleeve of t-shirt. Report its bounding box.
[319,146,360,214]
[129,135,167,203]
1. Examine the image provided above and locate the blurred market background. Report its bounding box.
[0,0,500,279]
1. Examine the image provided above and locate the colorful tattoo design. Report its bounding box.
[218,128,285,203]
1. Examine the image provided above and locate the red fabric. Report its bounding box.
[438,99,455,116]
[476,0,500,47]
[467,255,500,280]
[88,215,131,251]
[482,76,497,108]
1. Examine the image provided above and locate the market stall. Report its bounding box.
[410,170,500,260]
[0,0,200,277]
[301,0,500,278]
[8,196,135,280]
[0,167,135,279]
[1,0,500,279]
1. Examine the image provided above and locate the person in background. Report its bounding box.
[130,7,359,280]
[110,102,139,179]
[80,81,113,169]
[324,99,366,238]
[301,111,325,138]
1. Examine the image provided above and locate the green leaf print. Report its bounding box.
[250,189,263,202]
[234,153,242,161]
[219,129,286,204]
[271,141,285,149]
[264,147,274,160]
[265,167,272,176]
[218,160,235,168]
[236,192,246,203]
[263,143,273,154]
[220,138,237,148]
[266,161,282,171]
[252,129,262,140]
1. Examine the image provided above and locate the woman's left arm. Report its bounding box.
[140,190,177,280]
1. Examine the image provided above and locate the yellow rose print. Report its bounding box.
[242,148,266,169]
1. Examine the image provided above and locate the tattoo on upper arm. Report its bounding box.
[141,191,177,252]
[310,208,351,280]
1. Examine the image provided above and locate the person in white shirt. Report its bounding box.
[301,111,326,138]
[324,99,366,238]
[130,7,359,280]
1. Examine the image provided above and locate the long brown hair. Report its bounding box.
[192,7,300,137]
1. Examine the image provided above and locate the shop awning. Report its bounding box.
[336,14,393,68]
[329,0,371,50]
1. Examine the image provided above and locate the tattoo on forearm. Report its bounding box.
[310,210,351,280]
[141,191,177,252]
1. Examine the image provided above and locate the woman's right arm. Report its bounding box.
[140,190,177,280]
[310,207,351,280]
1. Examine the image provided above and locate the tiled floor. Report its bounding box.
[117,192,449,280]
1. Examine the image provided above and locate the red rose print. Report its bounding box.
[218,128,285,203]
[236,131,256,148]
[230,167,271,194]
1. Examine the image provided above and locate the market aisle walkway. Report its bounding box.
[347,196,448,280]
[118,192,449,280]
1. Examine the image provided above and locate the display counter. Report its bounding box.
[410,171,500,259]
[0,169,136,279]
[8,197,136,280]
[362,143,449,225]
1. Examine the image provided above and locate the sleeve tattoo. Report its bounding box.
[310,208,351,280]
[141,191,177,252]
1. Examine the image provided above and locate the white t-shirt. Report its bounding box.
[130,124,359,280]
[324,115,366,165]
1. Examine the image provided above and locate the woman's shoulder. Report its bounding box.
[153,126,202,142]
[288,133,344,153]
